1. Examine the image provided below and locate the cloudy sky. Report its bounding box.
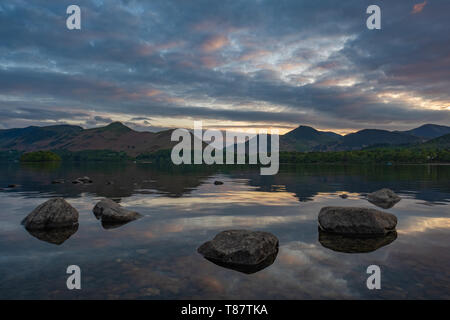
[0,0,449,134]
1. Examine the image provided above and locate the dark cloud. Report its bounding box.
[0,0,448,131]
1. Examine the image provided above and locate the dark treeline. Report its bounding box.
[1,146,449,165]
[279,147,450,164]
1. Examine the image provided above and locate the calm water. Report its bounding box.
[0,162,449,299]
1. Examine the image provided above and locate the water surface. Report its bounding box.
[0,163,449,299]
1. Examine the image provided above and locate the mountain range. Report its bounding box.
[0,122,449,156]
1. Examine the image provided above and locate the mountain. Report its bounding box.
[330,129,422,151]
[280,126,341,151]
[0,125,83,151]
[0,122,177,157]
[279,126,423,152]
[1,122,448,157]
[422,133,450,148]
[400,124,450,139]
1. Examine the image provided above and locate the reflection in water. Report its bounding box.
[101,220,133,230]
[0,163,449,299]
[367,199,398,209]
[25,224,79,245]
[318,229,397,253]
[202,250,278,274]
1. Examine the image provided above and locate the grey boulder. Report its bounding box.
[21,198,79,230]
[318,206,397,235]
[367,188,401,209]
[198,230,279,269]
[93,198,141,223]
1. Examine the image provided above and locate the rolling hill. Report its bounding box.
[421,133,450,148]
[400,124,450,139]
[0,122,448,157]
[0,122,177,157]
[328,129,422,151]
[280,126,341,151]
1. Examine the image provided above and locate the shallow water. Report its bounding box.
[0,162,449,299]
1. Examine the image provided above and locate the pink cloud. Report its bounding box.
[201,35,228,52]
[412,1,427,14]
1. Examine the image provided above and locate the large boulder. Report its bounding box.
[93,198,141,223]
[21,198,79,230]
[198,230,279,273]
[367,188,401,209]
[318,206,397,235]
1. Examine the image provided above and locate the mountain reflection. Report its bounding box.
[1,163,449,205]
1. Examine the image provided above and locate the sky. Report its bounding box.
[0,0,449,134]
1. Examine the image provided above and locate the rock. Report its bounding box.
[198,230,279,273]
[78,176,92,183]
[21,198,79,230]
[72,176,92,184]
[367,188,401,209]
[7,184,19,188]
[93,198,142,223]
[51,179,65,184]
[339,194,348,199]
[26,225,78,245]
[106,181,114,185]
[318,206,397,235]
[318,229,397,253]
[214,181,224,185]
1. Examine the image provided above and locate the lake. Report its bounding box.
[0,162,449,299]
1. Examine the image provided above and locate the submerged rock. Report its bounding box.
[26,224,78,245]
[79,176,92,183]
[319,229,397,253]
[198,230,279,273]
[367,188,401,209]
[21,198,79,230]
[93,198,142,223]
[318,206,397,235]
[72,176,93,184]
[51,179,65,184]
[7,184,20,188]
[214,181,224,185]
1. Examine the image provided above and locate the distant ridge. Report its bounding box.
[279,124,449,152]
[0,122,449,155]
[280,126,341,152]
[400,124,450,139]
[422,133,450,148]
[329,129,422,151]
[0,122,176,156]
